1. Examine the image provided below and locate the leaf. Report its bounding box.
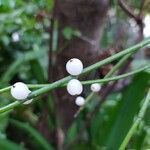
[0,50,47,83]
[71,143,92,150]
[0,113,9,133]
[130,127,147,150]
[90,93,121,147]
[62,27,81,40]
[65,122,78,143]
[106,72,150,149]
[29,59,45,83]
[0,139,26,150]
[10,119,54,150]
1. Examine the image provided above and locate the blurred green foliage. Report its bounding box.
[0,0,149,149]
[0,0,53,85]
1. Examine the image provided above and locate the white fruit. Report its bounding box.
[12,32,20,42]
[90,83,101,92]
[11,82,31,100]
[75,96,85,106]
[66,58,83,75]
[67,79,83,95]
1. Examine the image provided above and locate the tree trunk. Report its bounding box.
[53,0,109,130]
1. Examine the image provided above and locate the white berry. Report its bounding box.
[67,79,83,96]
[66,58,83,75]
[12,32,20,42]
[90,83,101,92]
[75,96,85,106]
[11,82,31,100]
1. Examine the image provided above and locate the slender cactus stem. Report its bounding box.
[0,64,146,115]
[0,65,149,94]
[0,101,20,114]
[0,87,11,94]
[81,65,149,85]
[25,39,150,99]
[104,53,132,78]
[0,39,150,114]
[119,89,150,150]
[82,39,150,74]
[74,53,133,117]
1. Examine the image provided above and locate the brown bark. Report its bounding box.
[52,0,109,130]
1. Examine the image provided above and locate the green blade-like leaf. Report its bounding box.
[0,139,26,150]
[106,72,150,149]
[10,119,54,150]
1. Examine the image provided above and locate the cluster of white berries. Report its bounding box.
[66,58,101,107]
[10,58,101,107]
[66,58,84,106]
[10,82,32,105]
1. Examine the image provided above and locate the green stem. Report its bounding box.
[81,65,149,85]
[0,87,11,94]
[0,101,20,114]
[28,76,72,99]
[0,39,150,114]
[74,52,134,117]
[82,39,150,74]
[104,53,132,78]
[0,65,147,115]
[119,89,150,150]
[18,39,150,99]
[0,65,149,94]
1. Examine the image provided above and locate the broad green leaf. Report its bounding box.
[0,139,26,150]
[90,94,121,147]
[106,72,150,149]
[10,119,53,150]
[29,59,45,83]
[65,122,78,143]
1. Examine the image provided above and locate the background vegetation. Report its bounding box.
[0,0,150,150]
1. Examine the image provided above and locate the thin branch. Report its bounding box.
[0,39,149,114]
[81,65,149,85]
[0,66,149,115]
[100,56,131,101]
[74,53,133,117]
[0,64,149,94]
[118,0,144,40]
[118,0,141,22]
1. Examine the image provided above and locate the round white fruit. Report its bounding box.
[12,32,20,42]
[66,58,83,75]
[75,96,85,106]
[11,82,31,100]
[90,83,101,92]
[67,79,83,96]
